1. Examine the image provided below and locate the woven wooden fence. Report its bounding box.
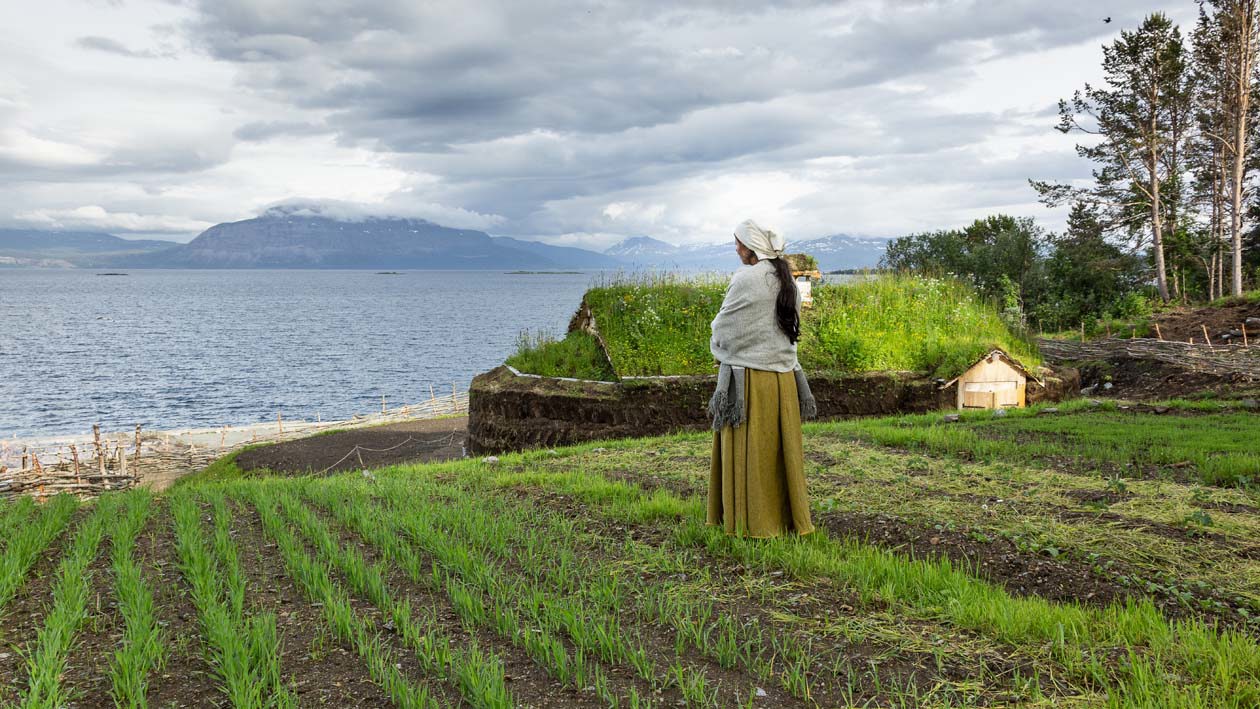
[1038,337,1260,379]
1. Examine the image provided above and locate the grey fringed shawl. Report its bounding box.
[707,260,817,430]
[707,363,816,431]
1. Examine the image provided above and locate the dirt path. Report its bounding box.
[235,416,467,475]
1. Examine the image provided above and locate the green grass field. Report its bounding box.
[830,399,1260,487]
[1,404,1257,706]
[511,274,1041,380]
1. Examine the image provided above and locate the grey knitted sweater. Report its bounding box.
[707,260,816,430]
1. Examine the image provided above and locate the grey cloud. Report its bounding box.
[233,120,327,141]
[8,0,1197,244]
[74,35,172,58]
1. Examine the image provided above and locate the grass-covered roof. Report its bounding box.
[507,273,1041,381]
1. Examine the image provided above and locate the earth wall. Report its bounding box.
[468,365,1079,453]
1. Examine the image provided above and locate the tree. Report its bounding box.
[1193,0,1260,297]
[880,215,1045,306]
[1034,203,1148,329]
[1031,13,1192,302]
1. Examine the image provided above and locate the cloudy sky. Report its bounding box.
[0,0,1199,250]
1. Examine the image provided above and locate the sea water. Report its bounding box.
[0,269,597,438]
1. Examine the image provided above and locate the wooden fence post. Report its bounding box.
[277,412,283,434]
[93,425,106,478]
[1154,322,1163,340]
[1202,324,1213,351]
[1243,323,1250,348]
[70,444,81,485]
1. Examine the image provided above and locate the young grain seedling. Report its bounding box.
[108,490,167,709]
[18,496,116,708]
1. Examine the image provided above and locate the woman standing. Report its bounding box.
[708,219,816,538]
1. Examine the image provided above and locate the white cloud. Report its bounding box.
[14,205,214,234]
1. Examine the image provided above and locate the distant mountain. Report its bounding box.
[110,210,621,269]
[1,217,887,271]
[604,236,679,260]
[603,233,889,271]
[0,229,174,266]
[490,236,621,269]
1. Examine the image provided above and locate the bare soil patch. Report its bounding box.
[1153,300,1260,344]
[1076,357,1260,401]
[236,416,466,475]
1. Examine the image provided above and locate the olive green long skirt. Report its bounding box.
[708,367,815,538]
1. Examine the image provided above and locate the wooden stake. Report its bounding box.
[1131,327,1136,339]
[316,411,321,423]
[69,444,81,483]
[382,395,387,414]
[1154,322,1163,340]
[1202,324,1213,350]
[118,446,127,480]
[93,425,106,478]
[1081,322,1086,342]
[134,425,142,468]
[1243,323,1250,348]
[429,384,436,402]
[219,428,226,448]
[1105,322,1111,337]
[277,412,284,434]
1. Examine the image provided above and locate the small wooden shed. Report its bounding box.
[785,253,822,307]
[942,350,1034,410]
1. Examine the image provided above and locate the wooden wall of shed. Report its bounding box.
[956,358,1026,409]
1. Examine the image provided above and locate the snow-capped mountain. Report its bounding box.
[603,233,889,271]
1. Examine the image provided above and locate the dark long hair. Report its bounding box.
[769,257,800,344]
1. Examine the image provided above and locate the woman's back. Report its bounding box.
[709,260,801,373]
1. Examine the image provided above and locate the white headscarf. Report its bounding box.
[734,219,786,261]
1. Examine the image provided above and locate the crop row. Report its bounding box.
[481,456,1260,707]
[292,477,674,707]
[170,491,297,707]
[0,495,78,617]
[17,496,114,707]
[361,473,1048,707]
